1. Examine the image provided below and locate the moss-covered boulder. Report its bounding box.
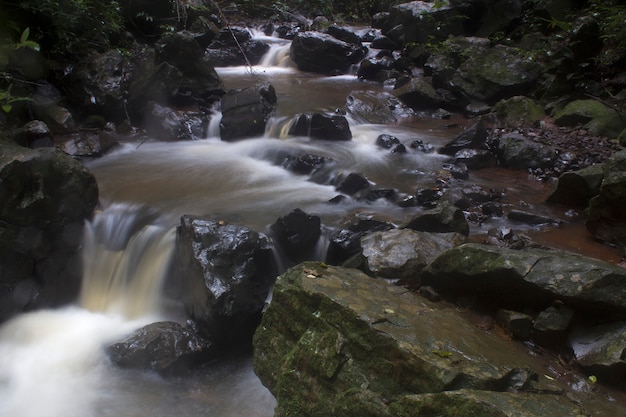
[497,132,557,170]
[547,163,604,206]
[422,243,626,317]
[554,100,626,139]
[493,96,545,128]
[253,262,624,416]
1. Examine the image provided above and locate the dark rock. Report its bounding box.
[290,31,367,74]
[371,35,399,50]
[355,187,397,202]
[533,305,575,346]
[345,90,414,124]
[172,216,277,344]
[326,26,361,45]
[356,56,396,82]
[507,209,562,226]
[31,102,75,134]
[12,121,54,148]
[106,321,215,376]
[219,82,277,141]
[439,121,489,155]
[0,142,98,322]
[336,172,371,195]
[359,229,464,281]
[309,113,352,141]
[586,162,626,246]
[482,201,504,217]
[145,102,209,141]
[464,102,492,118]
[444,162,469,180]
[67,49,132,123]
[326,219,395,265]
[496,309,533,339]
[422,243,626,317]
[205,36,270,66]
[270,209,321,264]
[280,153,334,175]
[392,77,448,111]
[402,202,469,236]
[454,148,499,169]
[376,134,401,149]
[416,187,443,208]
[410,139,434,153]
[497,133,557,170]
[547,164,604,206]
[56,131,120,157]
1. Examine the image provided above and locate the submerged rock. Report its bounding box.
[253,262,621,416]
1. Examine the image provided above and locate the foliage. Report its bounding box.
[588,0,626,68]
[4,0,123,58]
[0,28,40,113]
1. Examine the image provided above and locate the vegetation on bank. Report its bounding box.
[0,0,625,121]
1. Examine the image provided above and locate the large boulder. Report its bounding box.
[289,31,367,74]
[219,82,277,141]
[253,262,620,416]
[554,100,626,139]
[422,243,626,317]
[0,142,98,322]
[205,27,269,66]
[106,321,215,376]
[451,44,541,103]
[171,216,277,345]
[492,96,545,128]
[145,102,210,141]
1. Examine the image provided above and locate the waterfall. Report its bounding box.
[79,204,176,318]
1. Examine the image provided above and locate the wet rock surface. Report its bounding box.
[253,262,626,417]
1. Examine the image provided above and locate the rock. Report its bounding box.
[493,96,545,128]
[206,28,269,66]
[31,103,75,133]
[507,209,561,226]
[439,120,489,155]
[375,134,401,149]
[290,31,367,74]
[270,209,321,264]
[356,55,396,82]
[309,113,352,141]
[546,164,604,206]
[335,172,371,195]
[422,243,626,317]
[326,218,395,265]
[389,389,582,417]
[392,76,448,111]
[106,321,215,376]
[145,102,209,141]
[280,153,334,175]
[554,100,626,139]
[532,305,575,346]
[475,0,524,37]
[383,1,472,44]
[56,131,120,157]
[0,142,98,322]
[219,82,277,141]
[345,90,415,124]
[129,33,224,115]
[402,202,470,236]
[454,148,499,169]
[497,132,556,170]
[12,120,54,148]
[359,229,464,280]
[424,37,491,88]
[253,262,617,417]
[451,44,541,103]
[67,49,132,123]
[568,321,626,384]
[586,171,626,246]
[496,309,534,339]
[171,216,277,344]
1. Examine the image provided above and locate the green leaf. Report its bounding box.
[2,104,13,113]
[20,28,30,44]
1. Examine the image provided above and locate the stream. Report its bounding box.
[0,31,620,417]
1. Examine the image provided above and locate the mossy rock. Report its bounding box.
[553,100,626,139]
[493,96,545,128]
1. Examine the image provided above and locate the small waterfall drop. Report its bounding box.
[80,203,176,318]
